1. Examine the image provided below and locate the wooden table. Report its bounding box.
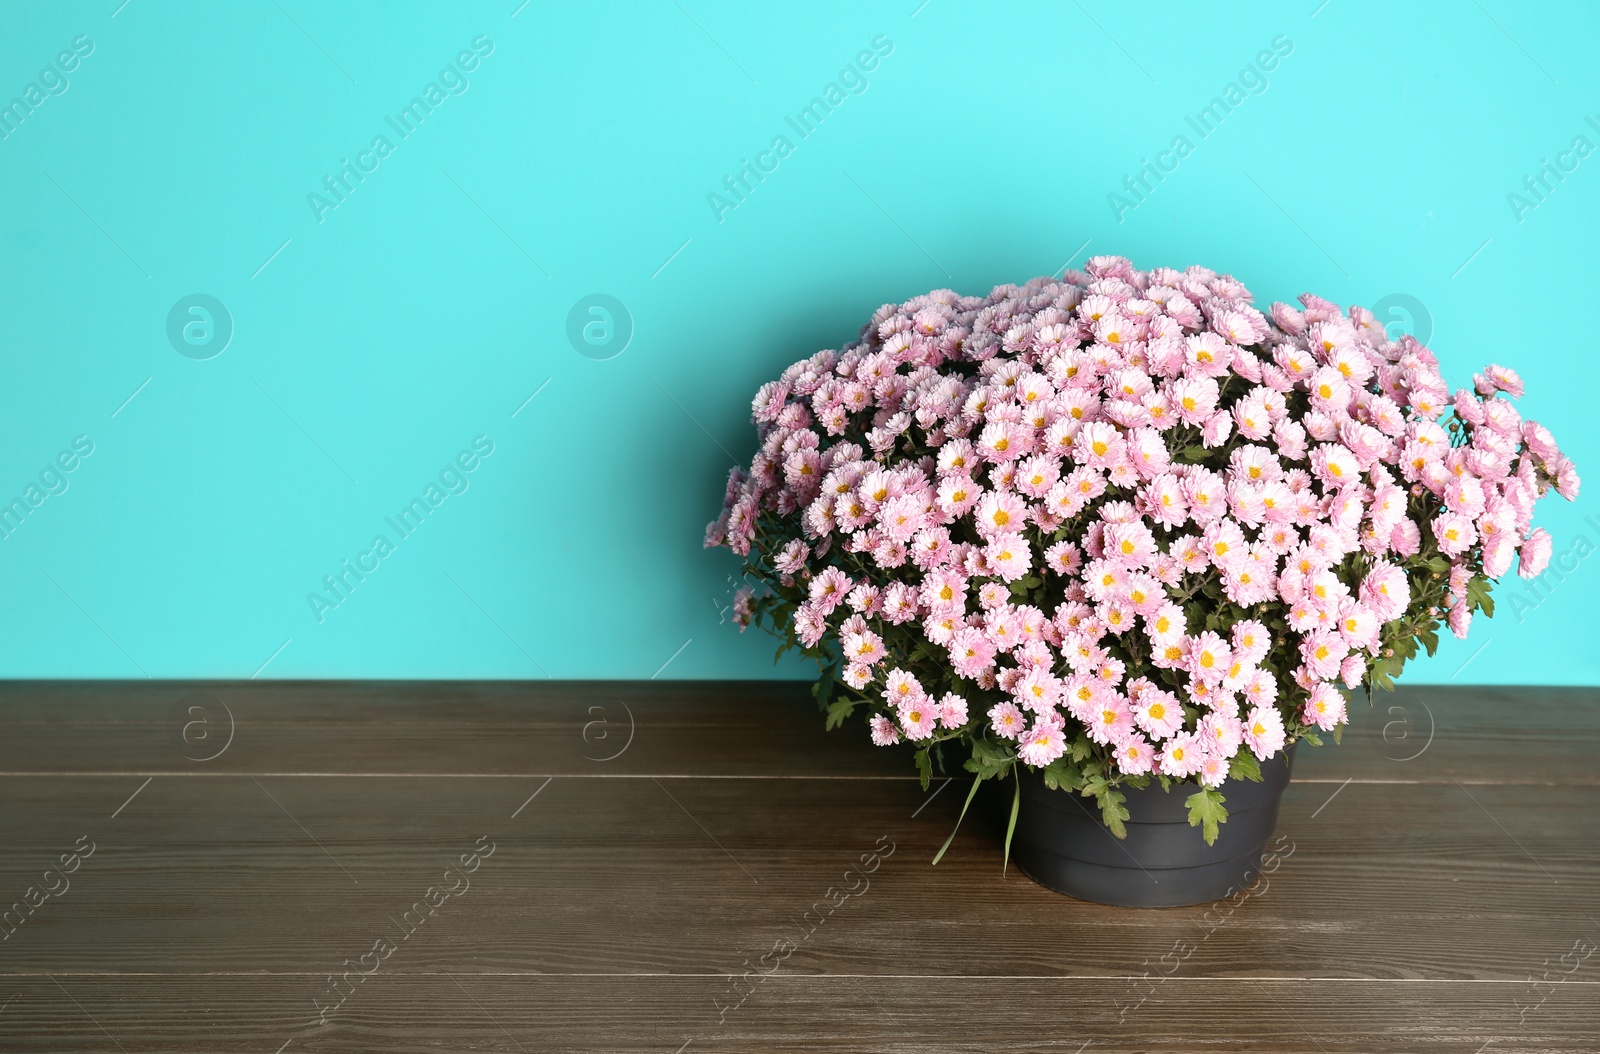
[0,682,1594,1052]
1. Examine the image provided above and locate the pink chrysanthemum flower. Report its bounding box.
[1477,364,1525,398]
[922,613,959,646]
[920,570,966,614]
[842,662,873,690]
[1241,669,1278,708]
[1064,465,1109,505]
[1081,558,1130,603]
[1073,421,1125,469]
[1133,690,1184,740]
[1012,668,1062,714]
[976,582,1010,609]
[1299,631,1349,680]
[1087,695,1135,745]
[843,629,886,666]
[1123,573,1164,616]
[1336,603,1379,651]
[847,583,883,616]
[977,420,1029,464]
[985,533,1033,583]
[1518,527,1553,578]
[935,474,981,518]
[988,701,1027,741]
[1186,631,1233,684]
[1230,619,1270,664]
[1197,753,1229,788]
[868,714,900,746]
[1159,733,1205,778]
[1200,520,1248,571]
[1310,444,1360,489]
[1144,601,1185,644]
[1018,723,1067,766]
[1143,473,1188,528]
[1242,705,1286,758]
[1169,533,1209,574]
[1097,600,1136,635]
[793,605,827,648]
[1115,734,1156,775]
[808,568,852,614]
[1014,453,1061,498]
[1183,469,1227,522]
[1431,512,1477,558]
[898,697,938,741]
[882,668,923,706]
[1303,684,1347,730]
[1102,520,1158,568]
[1043,540,1083,575]
[773,538,810,575]
[1232,394,1274,441]
[973,490,1027,539]
[1197,713,1243,758]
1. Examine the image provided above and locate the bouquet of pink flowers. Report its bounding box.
[706,257,1576,842]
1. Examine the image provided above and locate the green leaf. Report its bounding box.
[1470,575,1496,618]
[966,737,1014,779]
[1301,731,1324,747]
[812,676,835,710]
[1068,733,1093,764]
[1040,758,1083,793]
[824,698,858,731]
[1228,750,1263,783]
[1181,445,1210,461]
[1097,787,1130,840]
[914,747,932,791]
[932,775,984,866]
[1185,786,1229,845]
[1079,770,1130,840]
[1002,771,1021,876]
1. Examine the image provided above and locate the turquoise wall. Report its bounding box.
[0,0,1595,682]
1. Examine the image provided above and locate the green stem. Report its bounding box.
[1002,763,1021,877]
[932,775,985,866]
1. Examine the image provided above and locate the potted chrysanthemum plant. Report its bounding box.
[706,256,1576,906]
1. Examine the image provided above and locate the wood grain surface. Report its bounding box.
[0,681,1595,1052]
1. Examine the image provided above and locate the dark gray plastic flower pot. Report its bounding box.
[977,748,1294,907]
